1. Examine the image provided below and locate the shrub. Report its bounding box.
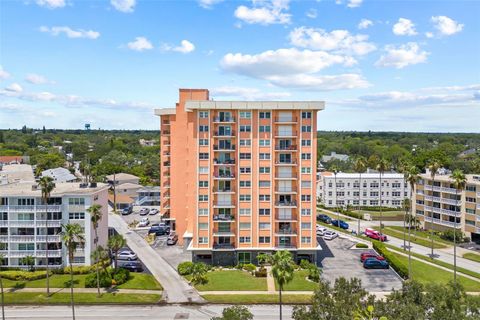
[242,263,256,272]
[356,243,368,249]
[373,241,408,279]
[113,268,130,285]
[299,259,310,270]
[62,265,94,275]
[177,261,194,275]
[255,266,267,278]
[235,263,244,270]
[85,272,112,288]
[440,230,466,243]
[0,270,46,281]
[307,265,321,282]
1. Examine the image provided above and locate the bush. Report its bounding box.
[356,243,368,248]
[242,263,256,272]
[85,272,112,288]
[307,265,321,282]
[113,268,130,285]
[0,270,46,281]
[373,241,408,279]
[440,230,466,243]
[62,265,94,275]
[299,259,311,270]
[255,266,267,277]
[235,263,244,270]
[177,261,194,276]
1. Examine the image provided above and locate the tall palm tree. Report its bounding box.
[87,204,103,297]
[428,160,441,258]
[91,246,109,277]
[406,165,419,278]
[451,169,466,285]
[0,253,5,320]
[353,157,367,234]
[376,158,389,234]
[21,255,35,272]
[39,176,55,296]
[108,234,126,270]
[269,250,295,320]
[60,223,85,320]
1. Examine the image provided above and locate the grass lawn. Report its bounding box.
[463,253,480,263]
[202,294,312,304]
[3,292,161,305]
[380,227,447,249]
[116,273,162,290]
[187,270,267,291]
[317,209,353,221]
[276,270,319,291]
[388,226,454,245]
[354,210,403,218]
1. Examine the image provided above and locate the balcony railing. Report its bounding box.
[275,173,296,179]
[162,120,170,125]
[213,231,235,236]
[275,201,297,207]
[7,205,35,212]
[214,145,236,151]
[276,214,296,221]
[213,117,235,123]
[213,214,235,221]
[275,160,297,165]
[163,162,171,167]
[275,131,297,137]
[162,130,171,135]
[424,216,460,228]
[275,187,296,193]
[213,187,235,193]
[214,131,235,137]
[213,202,235,208]
[275,243,296,249]
[35,205,62,212]
[276,228,297,235]
[36,249,62,258]
[274,117,297,123]
[214,158,235,165]
[275,145,297,151]
[8,250,35,258]
[213,173,235,179]
[0,221,7,227]
[213,243,235,250]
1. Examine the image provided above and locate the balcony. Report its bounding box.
[275,201,297,208]
[274,117,297,123]
[0,235,8,242]
[440,208,462,217]
[214,145,235,151]
[275,160,297,166]
[214,158,235,165]
[213,202,235,209]
[423,205,442,214]
[214,131,235,137]
[213,187,235,194]
[0,221,7,227]
[163,162,171,167]
[275,131,297,138]
[162,152,170,157]
[276,214,297,221]
[36,249,62,258]
[213,173,235,180]
[213,242,235,250]
[275,145,297,151]
[162,130,171,135]
[424,185,457,193]
[8,250,35,258]
[7,205,35,212]
[213,117,235,123]
[275,228,297,235]
[275,243,296,249]
[7,220,35,227]
[0,205,8,211]
[162,120,170,125]
[213,231,235,237]
[213,214,235,222]
[275,173,297,180]
[9,235,36,242]
[275,187,297,194]
[35,205,62,212]
[36,235,62,242]
[424,216,460,229]
[424,195,460,206]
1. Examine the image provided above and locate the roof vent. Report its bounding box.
[90,182,97,188]
[79,183,88,188]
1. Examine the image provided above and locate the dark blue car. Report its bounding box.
[331,219,349,229]
[317,214,332,224]
[363,258,389,269]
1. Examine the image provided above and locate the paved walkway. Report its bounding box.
[109,212,204,304]
[265,266,275,293]
[4,287,162,295]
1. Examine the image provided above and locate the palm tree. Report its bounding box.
[108,234,126,270]
[91,246,109,277]
[39,176,55,296]
[353,157,367,234]
[0,253,5,320]
[21,255,35,272]
[428,160,441,258]
[269,250,295,320]
[406,165,419,278]
[376,158,389,234]
[60,223,85,320]
[87,204,103,297]
[451,169,466,285]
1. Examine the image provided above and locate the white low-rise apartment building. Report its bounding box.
[0,165,109,268]
[318,171,410,208]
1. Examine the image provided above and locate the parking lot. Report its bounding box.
[120,206,164,226]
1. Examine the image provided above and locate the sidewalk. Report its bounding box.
[4,287,162,295]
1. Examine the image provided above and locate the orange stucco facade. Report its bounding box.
[156,89,325,265]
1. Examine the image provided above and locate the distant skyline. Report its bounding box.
[1,0,479,132]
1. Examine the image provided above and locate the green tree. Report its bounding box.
[427,160,442,258]
[269,250,295,320]
[405,166,420,277]
[211,306,253,320]
[376,158,389,234]
[108,234,126,270]
[60,223,85,320]
[190,262,209,286]
[451,169,466,285]
[39,176,55,296]
[91,246,109,277]
[87,204,103,297]
[21,255,35,272]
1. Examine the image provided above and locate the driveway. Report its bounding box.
[317,236,403,292]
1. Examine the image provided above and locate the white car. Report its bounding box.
[323,230,338,240]
[138,217,150,227]
[139,208,150,216]
[149,209,159,215]
[316,227,327,236]
[117,250,138,261]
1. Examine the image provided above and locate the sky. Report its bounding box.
[0,0,479,132]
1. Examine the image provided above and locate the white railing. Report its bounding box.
[36,220,62,228]
[424,216,460,228]
[36,205,62,212]
[0,205,8,211]
[36,235,61,242]
[440,208,461,217]
[36,250,62,258]
[424,206,442,214]
[476,215,480,222]
[8,250,35,258]
[9,235,36,242]
[8,220,36,227]
[8,205,35,212]
[0,221,8,227]
[0,235,8,242]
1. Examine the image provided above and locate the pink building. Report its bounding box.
[155,89,325,265]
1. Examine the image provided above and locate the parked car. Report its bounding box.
[117,250,138,261]
[360,252,386,262]
[166,233,178,245]
[120,262,143,272]
[121,206,133,215]
[364,228,387,242]
[316,226,328,236]
[148,225,170,236]
[317,214,332,224]
[138,217,150,227]
[149,209,159,215]
[139,208,150,216]
[332,219,349,230]
[363,258,389,269]
[323,230,338,240]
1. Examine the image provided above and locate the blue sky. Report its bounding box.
[0,0,479,132]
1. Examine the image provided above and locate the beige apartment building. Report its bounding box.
[155,89,324,265]
[414,172,480,242]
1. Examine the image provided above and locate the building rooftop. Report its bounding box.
[105,173,139,181]
[420,173,480,184]
[41,167,77,183]
[0,181,109,196]
[116,182,143,189]
[0,164,35,184]
[321,152,350,162]
[321,171,405,179]
[108,193,134,204]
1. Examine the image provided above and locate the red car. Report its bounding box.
[360,252,385,262]
[364,228,387,242]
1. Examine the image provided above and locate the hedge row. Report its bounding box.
[372,241,408,279]
[0,270,46,281]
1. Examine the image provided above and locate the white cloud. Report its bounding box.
[347,0,362,8]
[393,18,417,36]
[5,83,23,93]
[234,0,291,25]
[425,32,434,38]
[306,8,317,19]
[0,66,10,80]
[211,86,291,100]
[126,37,153,51]
[198,0,224,9]
[358,19,373,29]
[111,0,136,13]
[35,0,65,9]
[375,42,428,69]
[431,16,464,36]
[162,40,195,54]
[25,73,51,85]
[39,26,100,39]
[289,27,376,56]
[267,73,370,91]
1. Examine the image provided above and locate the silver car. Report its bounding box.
[117,250,138,261]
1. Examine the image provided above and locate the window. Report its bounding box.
[302,167,311,174]
[301,222,311,230]
[199,111,208,118]
[416,210,424,215]
[19,243,34,251]
[466,185,476,192]
[199,153,209,160]
[259,208,270,216]
[73,257,85,264]
[240,194,251,201]
[301,195,311,202]
[259,125,271,132]
[198,223,208,230]
[466,208,476,215]
[199,181,208,188]
[240,167,251,174]
[259,236,270,244]
[301,125,311,132]
[301,153,311,160]
[199,167,208,174]
[199,139,209,146]
[259,222,270,230]
[392,183,401,188]
[370,192,379,197]
[240,125,251,132]
[301,237,311,244]
[240,111,252,119]
[392,191,401,197]
[199,125,209,132]
[259,195,270,201]
[198,237,208,244]
[239,208,251,216]
[240,153,251,160]
[301,208,311,216]
[259,139,271,146]
[198,195,208,202]
[240,139,251,146]
[69,212,85,220]
[302,111,312,119]
[69,198,85,205]
[466,220,475,226]
[466,197,476,203]
[259,153,270,160]
[239,223,251,230]
[301,181,311,188]
[239,237,251,243]
[238,252,251,264]
[302,140,311,146]
[392,200,401,206]
[259,112,271,119]
[198,208,209,216]
[259,181,270,187]
[240,181,251,187]
[259,167,270,174]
